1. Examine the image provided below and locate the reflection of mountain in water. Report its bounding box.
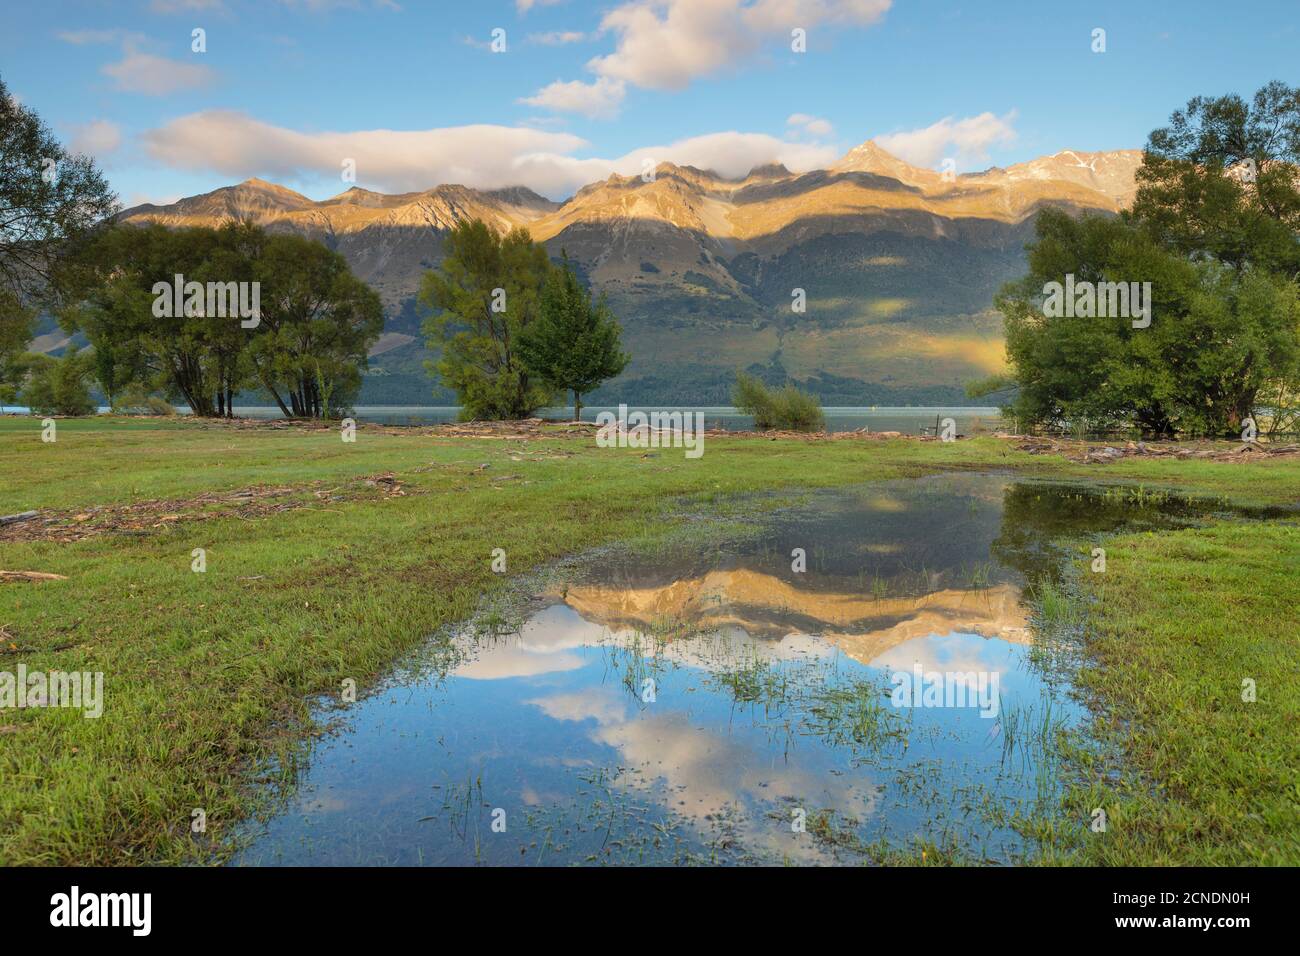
[559,569,1030,667]
[619,486,1008,582]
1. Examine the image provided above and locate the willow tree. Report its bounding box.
[65,223,248,416]
[67,222,381,419]
[248,233,383,419]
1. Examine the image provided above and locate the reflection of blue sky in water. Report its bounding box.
[241,476,1210,866]
[233,607,1067,865]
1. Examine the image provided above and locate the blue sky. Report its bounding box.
[3,0,1295,206]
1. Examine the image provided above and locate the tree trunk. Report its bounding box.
[573,391,582,422]
[265,385,292,418]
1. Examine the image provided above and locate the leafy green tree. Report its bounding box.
[64,223,238,416]
[65,222,381,419]
[518,254,628,420]
[992,83,1300,436]
[1132,81,1300,278]
[419,219,553,419]
[248,233,384,418]
[997,209,1299,435]
[20,345,95,416]
[0,74,118,303]
[0,290,35,404]
[87,336,152,410]
[0,74,117,400]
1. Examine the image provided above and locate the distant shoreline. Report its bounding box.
[0,404,1003,435]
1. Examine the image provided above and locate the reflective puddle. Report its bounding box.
[233,474,1265,865]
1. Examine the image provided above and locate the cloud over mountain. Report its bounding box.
[875,111,1018,170]
[141,111,839,196]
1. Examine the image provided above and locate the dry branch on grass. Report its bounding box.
[0,474,409,545]
[1013,436,1300,464]
[0,570,68,582]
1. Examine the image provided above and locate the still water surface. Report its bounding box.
[1,405,1001,435]
[233,474,1251,866]
[237,405,1002,433]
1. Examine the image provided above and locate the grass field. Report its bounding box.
[0,415,1296,865]
[1060,520,1300,864]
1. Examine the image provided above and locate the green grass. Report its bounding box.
[0,415,1297,865]
[0,418,1023,865]
[1055,520,1300,865]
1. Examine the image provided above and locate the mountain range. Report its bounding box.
[115,141,1143,405]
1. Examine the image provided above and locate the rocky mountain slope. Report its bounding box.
[118,141,1142,404]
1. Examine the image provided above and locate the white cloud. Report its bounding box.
[787,112,833,137]
[150,0,227,12]
[524,0,889,118]
[143,112,589,195]
[275,0,401,10]
[589,0,891,90]
[586,0,759,91]
[103,52,217,95]
[141,110,838,198]
[127,191,182,208]
[68,119,123,157]
[619,130,837,179]
[528,30,587,45]
[57,29,145,46]
[516,0,566,12]
[58,28,217,96]
[875,111,1018,169]
[520,77,626,119]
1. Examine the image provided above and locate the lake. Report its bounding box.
[1,405,1002,434]
[291,405,1004,434]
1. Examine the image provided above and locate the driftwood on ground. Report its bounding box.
[0,570,68,582]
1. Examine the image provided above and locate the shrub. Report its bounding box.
[20,348,96,416]
[111,383,177,416]
[732,371,825,432]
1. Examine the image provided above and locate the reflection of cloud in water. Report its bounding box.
[527,689,875,862]
[443,570,1032,861]
[520,784,568,807]
[451,571,1030,684]
[455,601,841,680]
[450,604,602,680]
[527,690,625,726]
[299,793,350,814]
[872,632,1017,677]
